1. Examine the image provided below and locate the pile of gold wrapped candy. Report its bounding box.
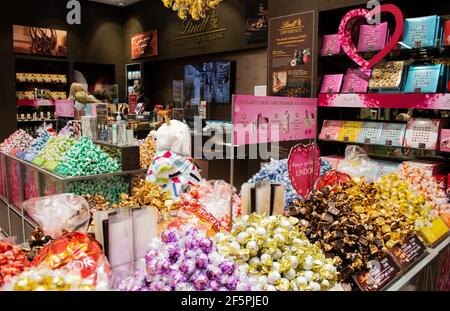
[139,134,157,169]
[214,214,338,291]
[114,179,178,211]
[291,169,438,283]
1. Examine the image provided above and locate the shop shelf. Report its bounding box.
[318,93,450,110]
[318,138,441,153]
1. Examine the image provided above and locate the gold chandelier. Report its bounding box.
[161,0,223,21]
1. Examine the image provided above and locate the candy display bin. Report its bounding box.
[0,151,145,241]
[0,153,6,200]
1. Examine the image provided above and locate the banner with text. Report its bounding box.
[233,95,317,145]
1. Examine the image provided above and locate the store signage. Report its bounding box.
[13,25,67,57]
[268,11,314,97]
[131,30,158,59]
[174,10,227,49]
[233,95,317,145]
[287,143,320,199]
[128,94,138,114]
[338,4,404,69]
[354,253,401,291]
[390,235,426,270]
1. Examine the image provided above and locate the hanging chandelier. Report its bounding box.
[161,0,223,21]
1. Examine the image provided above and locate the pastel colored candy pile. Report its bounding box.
[0,129,33,155]
[56,136,120,177]
[0,241,29,287]
[22,129,53,162]
[214,214,338,291]
[119,228,261,291]
[399,162,450,226]
[68,176,129,204]
[248,159,332,208]
[32,137,76,171]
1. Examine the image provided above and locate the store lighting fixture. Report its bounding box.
[161,0,223,20]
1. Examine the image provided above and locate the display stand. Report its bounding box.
[0,152,145,243]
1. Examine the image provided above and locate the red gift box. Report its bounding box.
[444,20,450,46]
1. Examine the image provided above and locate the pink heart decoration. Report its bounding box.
[338,4,404,69]
[288,143,321,199]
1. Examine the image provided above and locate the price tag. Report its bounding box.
[353,253,401,291]
[365,138,371,144]
[385,140,392,146]
[343,136,349,142]
[390,235,426,269]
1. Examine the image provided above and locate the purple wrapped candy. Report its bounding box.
[226,276,239,291]
[168,244,181,264]
[161,229,179,244]
[185,238,199,251]
[160,260,172,274]
[146,258,160,274]
[196,253,209,269]
[206,266,222,280]
[170,272,187,289]
[220,261,236,275]
[192,271,209,291]
[180,259,196,275]
[199,237,213,254]
[210,280,220,291]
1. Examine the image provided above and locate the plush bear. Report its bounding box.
[69,83,100,110]
[146,119,202,199]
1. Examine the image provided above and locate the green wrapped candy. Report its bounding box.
[56,137,120,177]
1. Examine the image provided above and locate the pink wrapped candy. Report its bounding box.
[119,228,262,291]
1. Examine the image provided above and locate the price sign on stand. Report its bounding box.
[354,253,401,291]
[288,143,321,199]
[390,235,426,270]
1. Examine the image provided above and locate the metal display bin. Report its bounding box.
[0,151,144,242]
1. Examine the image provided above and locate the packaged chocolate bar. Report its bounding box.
[369,61,406,90]
[337,121,363,142]
[404,118,441,150]
[357,22,389,52]
[319,120,342,141]
[403,64,444,93]
[321,34,341,56]
[341,68,371,93]
[402,15,441,48]
[358,121,383,144]
[320,74,344,93]
[379,123,406,147]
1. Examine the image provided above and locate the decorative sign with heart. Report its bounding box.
[288,143,321,199]
[338,4,404,69]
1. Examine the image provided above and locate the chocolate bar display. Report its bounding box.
[358,122,383,144]
[369,61,406,90]
[357,22,389,52]
[319,120,342,141]
[337,121,363,142]
[321,34,341,56]
[341,68,372,93]
[379,123,406,147]
[320,74,344,93]
[402,15,441,48]
[404,118,441,150]
[403,64,444,93]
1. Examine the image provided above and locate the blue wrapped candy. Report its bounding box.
[248,158,332,208]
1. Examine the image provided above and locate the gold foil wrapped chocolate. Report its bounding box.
[114,179,178,211]
[292,176,435,283]
[214,214,338,291]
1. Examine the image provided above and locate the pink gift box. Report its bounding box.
[341,68,372,93]
[404,118,441,150]
[357,22,389,52]
[319,120,342,141]
[321,34,341,56]
[320,74,344,93]
[440,129,450,152]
